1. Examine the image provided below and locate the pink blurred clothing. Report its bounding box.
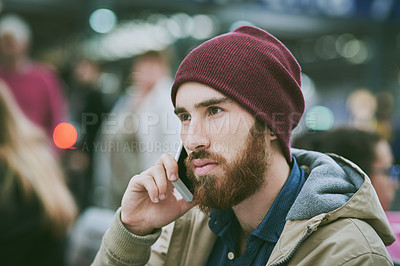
[386,211,400,264]
[0,62,67,137]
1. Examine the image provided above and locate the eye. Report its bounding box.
[209,106,222,115]
[178,113,191,122]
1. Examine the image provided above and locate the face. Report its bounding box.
[175,82,271,212]
[74,60,100,86]
[0,33,28,58]
[131,58,166,93]
[370,140,398,211]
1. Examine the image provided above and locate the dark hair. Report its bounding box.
[134,50,169,66]
[293,127,382,175]
[292,131,326,152]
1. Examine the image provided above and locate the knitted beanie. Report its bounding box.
[171,26,304,162]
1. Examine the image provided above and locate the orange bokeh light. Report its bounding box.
[53,122,77,149]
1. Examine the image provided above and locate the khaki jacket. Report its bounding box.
[93,149,395,266]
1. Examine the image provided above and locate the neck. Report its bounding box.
[136,76,162,100]
[232,149,291,239]
[1,56,28,71]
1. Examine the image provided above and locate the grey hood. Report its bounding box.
[289,148,395,245]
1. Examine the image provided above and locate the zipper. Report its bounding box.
[270,225,314,266]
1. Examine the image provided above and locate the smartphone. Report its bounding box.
[172,144,194,203]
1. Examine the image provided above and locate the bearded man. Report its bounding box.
[93,26,395,265]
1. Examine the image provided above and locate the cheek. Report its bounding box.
[207,113,253,138]
[371,176,386,192]
[371,176,395,200]
[179,127,191,148]
[206,116,231,137]
[180,125,188,137]
[212,130,248,161]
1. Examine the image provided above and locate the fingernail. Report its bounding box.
[154,197,159,203]
[170,173,177,181]
[159,194,166,200]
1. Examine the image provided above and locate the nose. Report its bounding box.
[181,118,211,152]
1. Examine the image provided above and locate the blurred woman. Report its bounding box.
[0,81,77,266]
[316,128,398,211]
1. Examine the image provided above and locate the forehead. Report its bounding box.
[175,82,229,107]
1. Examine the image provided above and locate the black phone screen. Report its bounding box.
[176,147,194,193]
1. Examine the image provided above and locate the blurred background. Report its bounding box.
[1,0,400,265]
[2,1,398,139]
[2,0,400,205]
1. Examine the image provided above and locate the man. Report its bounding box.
[93,26,395,265]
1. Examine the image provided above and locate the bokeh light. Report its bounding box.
[53,122,78,149]
[306,105,335,131]
[89,8,117,34]
[230,20,255,31]
[192,15,216,40]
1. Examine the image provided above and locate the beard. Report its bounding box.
[184,120,271,213]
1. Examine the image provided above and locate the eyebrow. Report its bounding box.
[174,97,232,115]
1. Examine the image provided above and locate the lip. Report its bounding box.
[192,159,218,176]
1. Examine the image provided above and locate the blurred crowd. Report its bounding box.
[0,13,400,266]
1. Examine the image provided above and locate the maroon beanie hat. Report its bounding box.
[171,26,304,162]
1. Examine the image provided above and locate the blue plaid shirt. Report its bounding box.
[206,157,307,266]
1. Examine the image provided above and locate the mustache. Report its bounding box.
[185,149,226,165]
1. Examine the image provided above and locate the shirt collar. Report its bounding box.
[208,156,307,244]
[252,156,306,243]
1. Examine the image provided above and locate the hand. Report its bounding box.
[120,153,196,236]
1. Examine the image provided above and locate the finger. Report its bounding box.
[157,152,179,182]
[150,165,168,200]
[137,174,160,203]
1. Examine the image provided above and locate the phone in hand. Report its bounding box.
[172,144,194,203]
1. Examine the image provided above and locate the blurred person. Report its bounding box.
[346,88,377,132]
[93,26,394,265]
[376,91,395,141]
[61,59,115,265]
[0,81,77,265]
[65,58,110,210]
[65,207,114,266]
[290,130,325,152]
[0,14,67,138]
[92,50,180,209]
[293,127,400,263]
[294,127,398,211]
[70,58,108,151]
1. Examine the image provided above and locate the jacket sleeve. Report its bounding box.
[91,208,162,266]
